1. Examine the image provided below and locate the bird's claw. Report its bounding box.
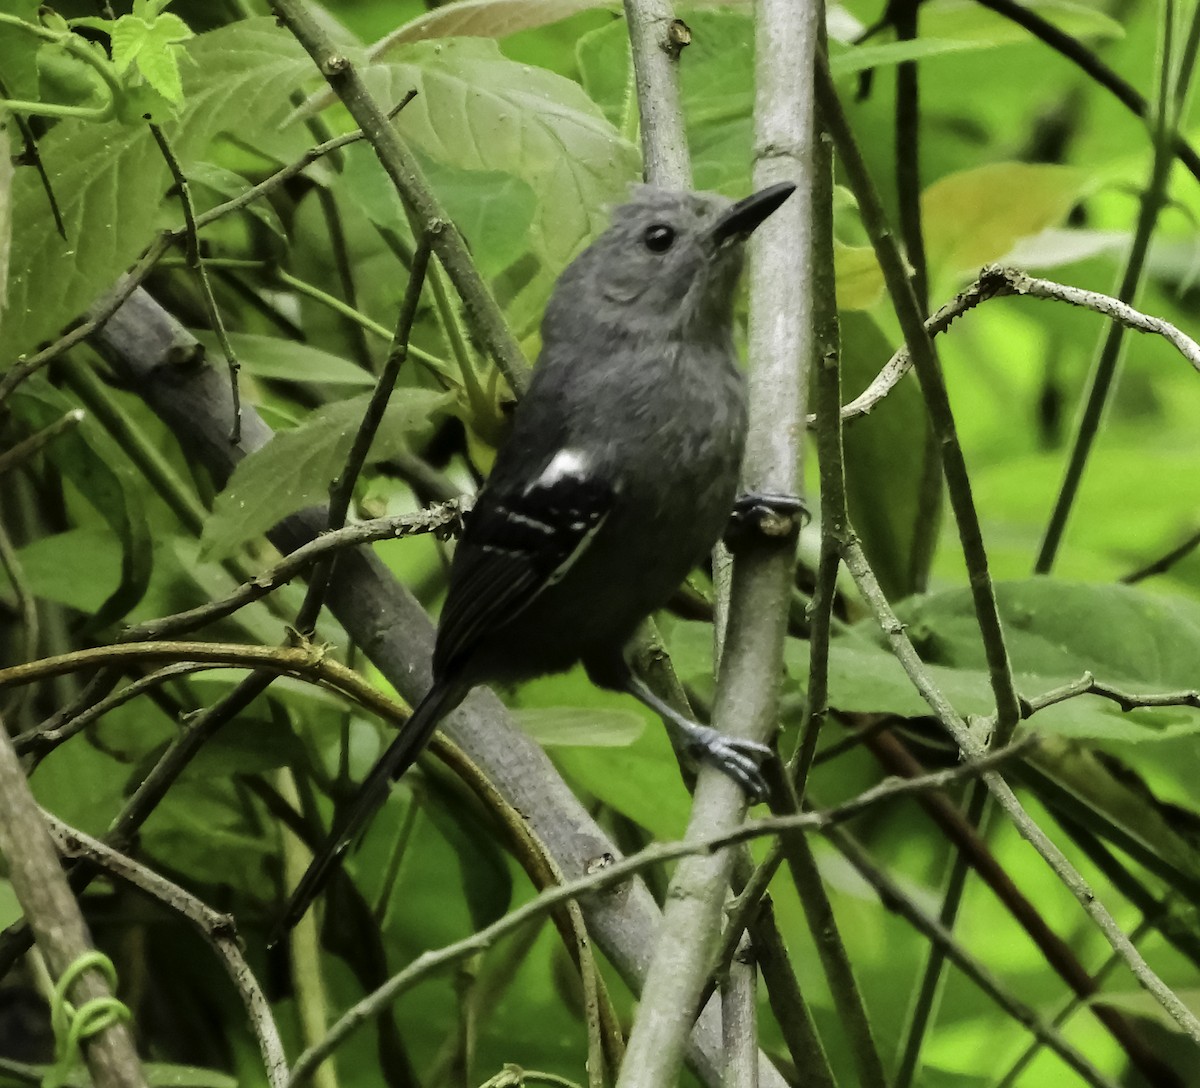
[725,491,809,551]
[687,725,772,801]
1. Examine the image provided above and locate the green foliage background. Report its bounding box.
[1,0,1200,1086]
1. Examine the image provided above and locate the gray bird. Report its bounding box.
[280,181,796,931]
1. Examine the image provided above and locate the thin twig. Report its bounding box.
[268,0,531,396]
[974,0,1200,188]
[126,502,468,644]
[0,410,85,477]
[16,663,211,759]
[1036,4,1200,573]
[720,937,757,1088]
[288,736,1043,1084]
[0,236,172,405]
[843,536,1200,1045]
[621,0,690,183]
[0,641,410,721]
[1121,527,1200,583]
[295,232,435,634]
[821,61,1028,749]
[42,814,288,1088]
[150,124,243,442]
[832,265,1200,424]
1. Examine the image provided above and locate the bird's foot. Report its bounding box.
[725,491,808,551]
[682,723,772,801]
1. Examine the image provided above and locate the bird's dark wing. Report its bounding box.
[433,469,614,674]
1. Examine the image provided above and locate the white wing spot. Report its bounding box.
[532,449,589,490]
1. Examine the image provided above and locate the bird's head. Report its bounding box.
[544,182,796,341]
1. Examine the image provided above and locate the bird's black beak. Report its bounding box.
[711,181,796,245]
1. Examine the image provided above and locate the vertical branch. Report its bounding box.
[892,0,942,595]
[1036,2,1200,571]
[295,232,435,633]
[720,937,758,1088]
[0,714,147,1088]
[268,0,531,397]
[614,0,817,1081]
[622,0,691,184]
[814,56,1022,742]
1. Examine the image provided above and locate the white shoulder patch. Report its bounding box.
[534,448,589,488]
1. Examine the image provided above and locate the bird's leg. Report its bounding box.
[590,658,772,799]
[724,491,808,552]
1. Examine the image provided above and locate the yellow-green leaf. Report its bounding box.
[922,162,1088,278]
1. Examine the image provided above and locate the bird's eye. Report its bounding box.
[643,224,676,252]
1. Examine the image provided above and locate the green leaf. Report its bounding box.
[379,0,615,45]
[919,0,1125,44]
[175,18,313,157]
[184,161,287,241]
[841,313,929,600]
[5,1065,237,1088]
[0,2,42,97]
[1,120,169,358]
[514,706,646,747]
[898,580,1200,695]
[133,13,193,104]
[364,38,639,278]
[921,162,1089,279]
[200,389,453,559]
[834,242,884,311]
[110,14,151,75]
[799,580,1200,746]
[141,1064,238,1088]
[4,527,123,612]
[1,18,313,360]
[193,331,373,386]
[341,144,537,279]
[12,377,153,629]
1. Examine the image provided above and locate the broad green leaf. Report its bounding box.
[920,0,1125,44]
[12,376,153,629]
[184,161,287,241]
[834,242,884,310]
[785,640,1200,746]
[20,1061,239,1088]
[0,3,42,98]
[111,12,193,104]
[514,706,646,746]
[193,331,374,386]
[515,670,692,838]
[898,580,1200,694]
[340,143,537,278]
[378,0,616,45]
[1,19,313,360]
[1,120,170,358]
[783,580,1200,746]
[921,162,1088,279]
[364,38,639,277]
[4,527,123,612]
[183,711,305,777]
[141,1065,238,1088]
[200,389,453,559]
[423,772,515,931]
[829,37,1012,76]
[175,19,315,158]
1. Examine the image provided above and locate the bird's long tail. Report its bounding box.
[276,677,466,936]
